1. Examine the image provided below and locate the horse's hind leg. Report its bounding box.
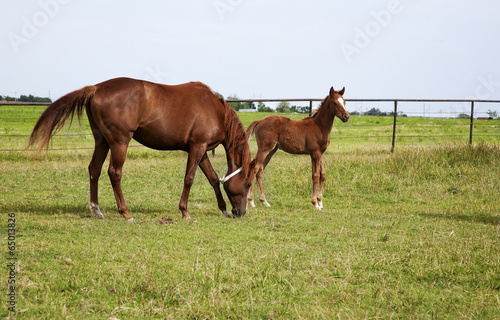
[257,145,278,207]
[108,143,134,221]
[179,144,206,219]
[88,139,109,219]
[88,121,110,219]
[310,152,322,210]
[198,152,229,217]
[248,153,266,208]
[250,145,277,208]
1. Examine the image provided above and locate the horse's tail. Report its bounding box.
[28,85,97,156]
[246,120,259,141]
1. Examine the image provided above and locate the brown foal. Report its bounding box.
[246,87,349,210]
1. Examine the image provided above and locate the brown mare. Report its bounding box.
[246,87,349,210]
[29,77,255,221]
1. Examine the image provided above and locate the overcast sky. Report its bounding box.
[2,0,500,113]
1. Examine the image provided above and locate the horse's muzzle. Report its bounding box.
[342,115,350,122]
[232,208,245,218]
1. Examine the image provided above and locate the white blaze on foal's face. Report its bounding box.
[337,97,346,111]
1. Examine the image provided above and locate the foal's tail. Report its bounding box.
[246,120,259,141]
[28,85,97,156]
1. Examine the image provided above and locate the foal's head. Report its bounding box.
[328,87,349,123]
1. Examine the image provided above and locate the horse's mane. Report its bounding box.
[311,95,331,118]
[219,98,252,178]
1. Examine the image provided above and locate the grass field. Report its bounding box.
[1,105,500,152]
[1,105,500,319]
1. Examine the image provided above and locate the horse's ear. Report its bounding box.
[329,87,335,96]
[339,87,345,96]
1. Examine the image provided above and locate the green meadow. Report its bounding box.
[1,105,499,319]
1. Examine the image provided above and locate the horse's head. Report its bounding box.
[220,103,257,218]
[222,159,255,218]
[329,87,349,123]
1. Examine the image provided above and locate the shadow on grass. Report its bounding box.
[419,212,500,226]
[1,202,219,219]
[3,203,89,217]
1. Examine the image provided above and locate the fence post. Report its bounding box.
[309,100,313,117]
[469,101,474,145]
[391,100,398,153]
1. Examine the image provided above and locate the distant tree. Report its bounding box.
[486,110,499,119]
[388,111,408,117]
[276,101,290,113]
[19,94,31,102]
[257,101,273,112]
[242,101,255,110]
[365,107,390,116]
[227,95,242,111]
[0,95,3,101]
[5,96,13,102]
[290,105,309,114]
[457,113,470,119]
[18,94,51,103]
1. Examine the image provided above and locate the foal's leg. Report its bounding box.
[310,152,322,210]
[198,152,229,218]
[254,163,269,207]
[108,143,134,221]
[249,147,270,208]
[256,145,278,207]
[317,155,326,210]
[179,145,206,219]
[88,139,109,219]
[248,170,257,208]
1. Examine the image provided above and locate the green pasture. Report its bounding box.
[1,105,499,153]
[1,105,500,319]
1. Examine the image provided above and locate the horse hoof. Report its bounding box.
[248,200,256,208]
[263,201,271,207]
[314,204,322,210]
[222,210,232,218]
[127,218,135,222]
[89,203,105,219]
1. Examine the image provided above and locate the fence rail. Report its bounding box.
[1,99,499,153]
[227,98,500,152]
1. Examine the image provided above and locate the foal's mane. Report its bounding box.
[219,98,252,178]
[311,94,332,118]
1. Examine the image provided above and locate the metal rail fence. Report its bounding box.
[227,98,500,152]
[1,99,500,153]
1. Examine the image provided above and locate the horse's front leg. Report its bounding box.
[179,145,206,219]
[198,152,230,218]
[310,152,322,210]
[317,156,326,210]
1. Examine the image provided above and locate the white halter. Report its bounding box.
[220,167,242,183]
